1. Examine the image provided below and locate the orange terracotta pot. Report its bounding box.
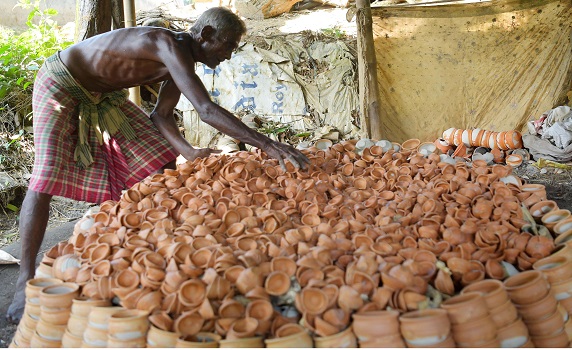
[25,278,63,303]
[66,313,88,338]
[399,309,450,346]
[146,324,180,348]
[61,329,83,348]
[529,200,558,223]
[461,278,508,309]
[541,209,571,232]
[489,298,519,328]
[533,255,572,284]
[404,333,455,348]
[496,317,529,348]
[35,319,66,341]
[451,314,496,346]
[39,282,80,309]
[313,326,357,348]
[554,217,572,236]
[176,332,222,348]
[264,328,313,348]
[352,310,400,339]
[108,309,150,340]
[218,336,264,348]
[551,277,572,302]
[526,308,566,337]
[504,270,550,305]
[30,332,62,348]
[70,297,112,318]
[38,306,71,326]
[531,328,569,348]
[441,291,489,325]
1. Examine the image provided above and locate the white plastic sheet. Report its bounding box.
[524,105,572,162]
[0,250,19,264]
[176,39,358,148]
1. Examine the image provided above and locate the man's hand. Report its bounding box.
[263,140,310,172]
[181,147,222,162]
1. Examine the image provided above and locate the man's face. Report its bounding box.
[202,28,242,69]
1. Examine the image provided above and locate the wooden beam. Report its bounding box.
[356,0,383,140]
[123,0,141,106]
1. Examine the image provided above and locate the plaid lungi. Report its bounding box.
[29,61,179,204]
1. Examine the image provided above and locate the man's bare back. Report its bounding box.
[59,27,191,92]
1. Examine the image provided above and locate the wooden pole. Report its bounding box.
[356,0,383,140]
[123,0,141,106]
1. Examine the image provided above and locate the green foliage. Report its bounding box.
[320,27,346,40]
[0,0,73,100]
[0,0,72,173]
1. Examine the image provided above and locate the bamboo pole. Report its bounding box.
[356,0,383,140]
[123,0,141,106]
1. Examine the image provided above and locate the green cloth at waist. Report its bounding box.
[43,53,137,168]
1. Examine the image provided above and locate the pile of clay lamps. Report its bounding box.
[436,128,527,166]
[442,128,523,150]
[23,138,566,348]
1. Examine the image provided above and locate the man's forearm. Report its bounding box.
[199,105,274,150]
[150,112,195,157]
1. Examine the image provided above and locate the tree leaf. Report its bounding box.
[6,203,19,212]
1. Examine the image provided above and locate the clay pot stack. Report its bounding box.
[504,270,569,347]
[9,278,63,348]
[146,322,180,347]
[442,128,523,150]
[441,291,499,347]
[533,254,572,343]
[177,332,223,348]
[62,297,112,347]
[529,200,559,224]
[399,308,455,347]
[352,310,405,347]
[311,326,356,348]
[81,306,124,347]
[15,138,569,348]
[264,324,312,348]
[542,209,572,236]
[460,279,530,347]
[107,309,150,347]
[29,282,79,348]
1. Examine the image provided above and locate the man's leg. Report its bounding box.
[161,159,177,171]
[6,190,52,323]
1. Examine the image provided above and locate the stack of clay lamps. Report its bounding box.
[106,309,150,347]
[352,310,405,347]
[504,270,569,347]
[24,138,562,347]
[442,128,523,150]
[81,306,124,347]
[30,282,79,348]
[533,254,572,342]
[61,296,111,347]
[441,292,499,347]
[398,308,454,347]
[9,278,62,348]
[461,279,532,347]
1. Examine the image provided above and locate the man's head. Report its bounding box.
[190,7,247,40]
[190,7,247,68]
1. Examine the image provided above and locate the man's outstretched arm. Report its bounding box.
[174,71,310,171]
[150,80,221,161]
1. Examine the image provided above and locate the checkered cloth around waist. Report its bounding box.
[43,53,137,168]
